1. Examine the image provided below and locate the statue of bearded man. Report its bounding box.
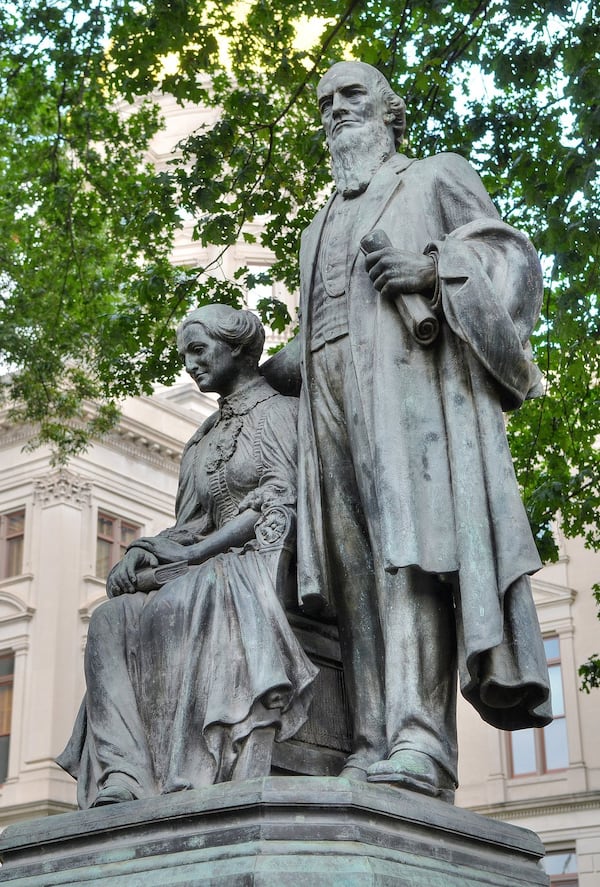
[266,60,552,803]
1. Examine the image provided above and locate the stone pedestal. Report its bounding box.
[0,777,548,886]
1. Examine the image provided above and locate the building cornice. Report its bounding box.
[470,790,600,821]
[0,422,39,452]
[0,799,76,828]
[0,405,194,473]
[102,427,181,472]
[531,578,577,607]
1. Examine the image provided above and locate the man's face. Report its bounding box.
[317,64,386,146]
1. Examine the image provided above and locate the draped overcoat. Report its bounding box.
[296,152,551,729]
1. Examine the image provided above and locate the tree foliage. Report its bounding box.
[0,3,599,592]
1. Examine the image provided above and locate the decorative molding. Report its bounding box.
[472,790,600,821]
[0,423,39,451]
[1,413,186,474]
[0,591,35,625]
[33,469,92,509]
[531,578,577,608]
[0,799,77,829]
[102,429,181,473]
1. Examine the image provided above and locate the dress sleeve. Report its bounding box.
[238,395,298,514]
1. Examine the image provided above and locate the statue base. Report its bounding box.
[0,777,547,886]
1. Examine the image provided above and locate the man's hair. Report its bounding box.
[373,76,406,148]
[177,304,265,363]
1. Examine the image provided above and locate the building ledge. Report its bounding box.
[469,789,600,820]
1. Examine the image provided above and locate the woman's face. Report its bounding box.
[179,323,240,396]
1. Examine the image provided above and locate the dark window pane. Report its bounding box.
[120,524,138,547]
[544,717,569,770]
[1,510,25,578]
[0,734,9,783]
[0,656,14,679]
[511,728,537,775]
[96,539,112,579]
[97,515,139,578]
[6,513,24,536]
[5,537,23,577]
[97,515,115,539]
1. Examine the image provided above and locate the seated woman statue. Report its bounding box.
[57,304,317,808]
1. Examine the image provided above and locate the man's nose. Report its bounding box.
[185,354,198,373]
[331,91,347,116]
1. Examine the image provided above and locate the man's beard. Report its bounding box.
[328,118,395,198]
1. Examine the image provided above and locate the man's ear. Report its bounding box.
[231,343,244,358]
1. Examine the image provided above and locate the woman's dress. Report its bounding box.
[57,379,317,809]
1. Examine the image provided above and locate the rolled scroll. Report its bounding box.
[360,229,440,346]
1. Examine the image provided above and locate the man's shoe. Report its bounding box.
[91,784,137,807]
[366,749,455,803]
[338,764,369,782]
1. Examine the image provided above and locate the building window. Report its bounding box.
[0,654,14,783]
[0,510,25,579]
[542,850,578,886]
[509,636,569,776]
[96,513,140,579]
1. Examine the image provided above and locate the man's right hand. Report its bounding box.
[364,247,437,299]
[106,548,159,598]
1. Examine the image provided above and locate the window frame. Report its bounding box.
[543,849,578,887]
[95,511,141,580]
[0,652,15,784]
[508,635,569,778]
[0,509,25,580]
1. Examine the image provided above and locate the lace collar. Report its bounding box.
[217,377,277,419]
[203,378,277,475]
